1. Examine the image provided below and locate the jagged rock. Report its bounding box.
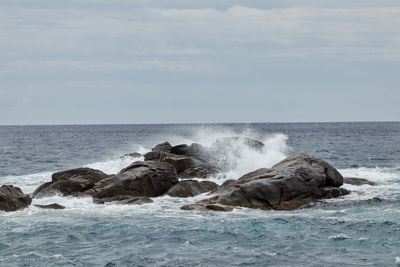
[144,151,161,161]
[167,180,218,198]
[34,203,65,210]
[143,138,266,178]
[344,177,375,186]
[159,152,218,178]
[170,143,210,157]
[33,168,109,198]
[87,161,178,199]
[152,142,172,152]
[181,154,347,212]
[0,185,32,212]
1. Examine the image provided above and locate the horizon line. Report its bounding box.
[1,120,399,127]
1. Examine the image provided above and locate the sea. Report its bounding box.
[0,122,399,267]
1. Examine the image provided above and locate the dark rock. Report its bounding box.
[144,151,161,161]
[33,168,109,198]
[143,142,172,161]
[181,203,234,212]
[93,196,153,205]
[0,185,32,212]
[144,138,267,178]
[179,166,215,179]
[87,161,178,199]
[181,154,347,212]
[170,143,210,157]
[52,168,109,183]
[160,152,218,179]
[167,180,218,197]
[344,177,375,186]
[34,203,65,210]
[152,142,172,153]
[122,197,153,205]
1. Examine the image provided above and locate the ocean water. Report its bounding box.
[0,122,399,267]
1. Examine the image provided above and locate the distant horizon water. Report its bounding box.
[1,122,399,266]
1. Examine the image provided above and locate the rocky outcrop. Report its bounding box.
[143,142,173,161]
[143,137,266,178]
[87,161,178,200]
[181,154,349,212]
[344,177,375,186]
[0,185,32,212]
[167,180,218,198]
[32,168,110,198]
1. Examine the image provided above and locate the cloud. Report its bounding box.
[0,0,399,124]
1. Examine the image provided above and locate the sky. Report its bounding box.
[0,0,399,125]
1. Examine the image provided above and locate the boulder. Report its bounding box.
[167,180,218,198]
[34,203,65,210]
[32,168,109,198]
[181,154,348,212]
[87,161,178,200]
[159,152,218,178]
[344,177,375,186]
[170,143,210,157]
[144,151,161,161]
[152,142,172,152]
[0,185,32,212]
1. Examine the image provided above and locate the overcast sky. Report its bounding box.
[1,0,399,125]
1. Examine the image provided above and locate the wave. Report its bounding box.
[1,128,399,211]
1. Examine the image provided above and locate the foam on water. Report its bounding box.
[1,126,400,266]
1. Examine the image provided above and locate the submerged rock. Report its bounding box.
[344,177,376,186]
[167,180,218,198]
[34,203,65,210]
[87,161,178,200]
[32,168,109,198]
[93,196,153,205]
[181,154,348,212]
[0,185,32,212]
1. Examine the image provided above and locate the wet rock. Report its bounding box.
[144,151,161,161]
[87,161,178,199]
[33,168,109,198]
[181,203,234,212]
[152,142,172,153]
[93,196,153,205]
[0,185,32,212]
[34,203,65,210]
[181,154,347,212]
[159,152,218,178]
[344,177,375,186]
[167,180,218,197]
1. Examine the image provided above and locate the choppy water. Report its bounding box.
[1,123,400,266]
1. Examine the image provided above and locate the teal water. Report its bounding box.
[1,123,400,266]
